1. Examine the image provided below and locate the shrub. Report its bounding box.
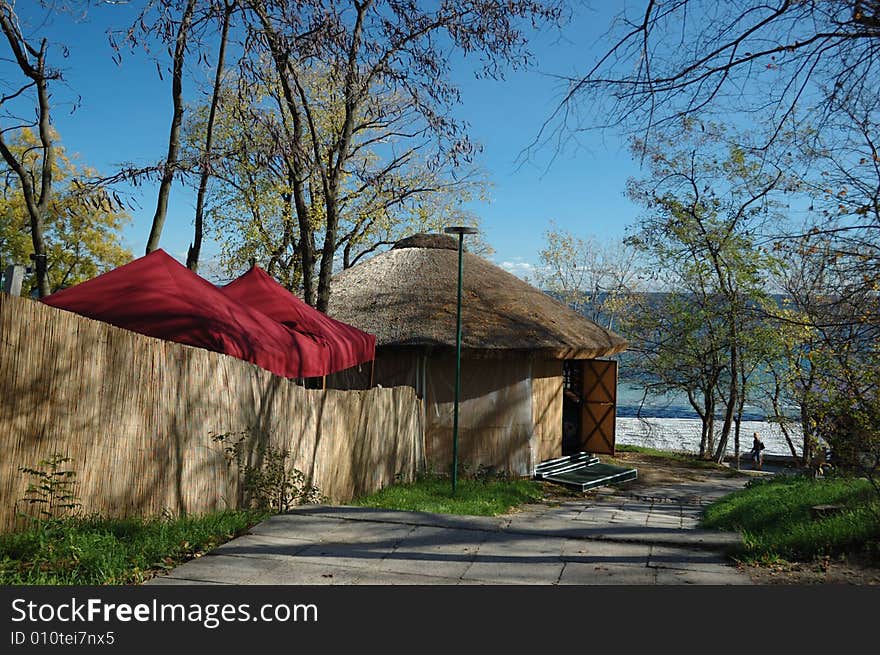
[17,453,81,523]
[212,429,324,512]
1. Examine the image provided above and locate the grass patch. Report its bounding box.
[616,444,671,455]
[614,444,731,471]
[0,510,268,585]
[352,474,545,516]
[701,474,880,563]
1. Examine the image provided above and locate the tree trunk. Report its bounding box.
[146,0,196,254]
[706,405,715,459]
[188,1,232,272]
[343,240,352,269]
[733,416,741,470]
[254,5,316,305]
[714,316,739,463]
[313,3,366,313]
[315,188,338,313]
[801,403,815,465]
[293,176,315,304]
[800,367,817,465]
[688,388,709,458]
[699,420,708,459]
[730,364,748,467]
[0,132,51,297]
[770,367,800,459]
[32,55,53,298]
[0,13,54,297]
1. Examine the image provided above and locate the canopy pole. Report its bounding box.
[369,359,375,389]
[443,225,477,496]
[452,236,464,494]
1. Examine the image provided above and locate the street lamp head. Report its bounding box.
[443,226,478,236]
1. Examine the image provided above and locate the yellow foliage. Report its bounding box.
[0,129,132,294]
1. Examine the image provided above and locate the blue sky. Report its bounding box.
[9,2,644,283]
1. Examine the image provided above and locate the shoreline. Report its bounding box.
[616,416,804,458]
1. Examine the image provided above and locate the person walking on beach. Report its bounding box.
[750,432,765,470]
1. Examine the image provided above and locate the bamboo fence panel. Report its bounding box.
[0,293,424,533]
[531,359,563,465]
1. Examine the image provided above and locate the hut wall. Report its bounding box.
[531,359,563,464]
[0,293,424,533]
[331,348,563,477]
[420,353,535,476]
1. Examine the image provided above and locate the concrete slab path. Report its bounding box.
[146,473,754,586]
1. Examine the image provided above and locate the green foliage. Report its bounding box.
[17,453,81,522]
[0,510,266,585]
[807,368,880,499]
[702,474,880,562]
[352,472,544,516]
[622,124,798,460]
[212,429,324,512]
[183,71,488,290]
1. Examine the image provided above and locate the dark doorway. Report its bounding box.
[562,360,582,455]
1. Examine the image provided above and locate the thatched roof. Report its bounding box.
[327,233,628,359]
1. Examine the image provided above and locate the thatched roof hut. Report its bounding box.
[326,233,628,476]
[329,233,627,358]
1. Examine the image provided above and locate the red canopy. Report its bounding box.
[220,266,375,375]
[41,250,331,379]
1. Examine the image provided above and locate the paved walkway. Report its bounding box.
[146,473,756,586]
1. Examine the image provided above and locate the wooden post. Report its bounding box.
[2,265,25,297]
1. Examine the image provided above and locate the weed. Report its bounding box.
[17,453,81,523]
[212,429,324,512]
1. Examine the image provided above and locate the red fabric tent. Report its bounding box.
[41,249,331,379]
[220,266,375,375]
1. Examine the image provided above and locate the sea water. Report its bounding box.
[615,382,803,457]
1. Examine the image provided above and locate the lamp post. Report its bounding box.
[444,226,477,495]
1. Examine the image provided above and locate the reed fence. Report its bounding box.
[0,292,424,533]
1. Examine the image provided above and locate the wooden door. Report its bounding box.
[580,359,617,455]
